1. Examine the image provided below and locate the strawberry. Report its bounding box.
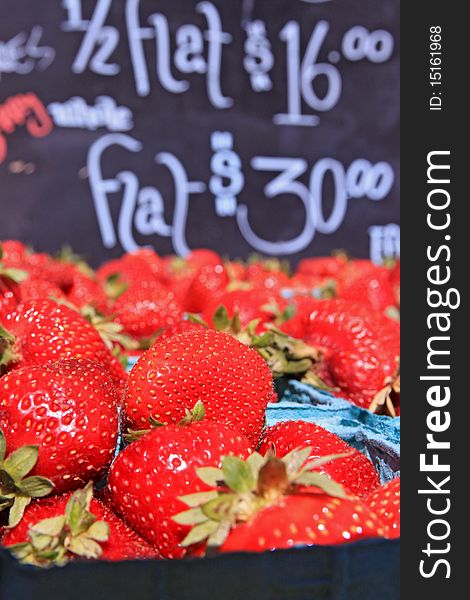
[0,241,28,266]
[17,277,65,303]
[201,289,284,332]
[0,359,119,494]
[21,253,77,291]
[338,262,396,312]
[245,262,290,291]
[186,249,222,269]
[297,255,348,278]
[2,483,159,565]
[0,243,28,316]
[184,264,228,313]
[96,252,160,295]
[0,299,127,391]
[66,271,110,313]
[124,328,275,446]
[283,299,400,410]
[113,283,183,340]
[174,450,384,554]
[364,477,400,539]
[258,421,379,497]
[156,319,205,344]
[109,419,252,558]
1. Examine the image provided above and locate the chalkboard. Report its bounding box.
[0,0,400,266]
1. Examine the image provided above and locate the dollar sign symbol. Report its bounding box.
[209,131,244,217]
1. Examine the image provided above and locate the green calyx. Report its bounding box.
[0,324,19,370]
[104,274,128,300]
[55,245,95,278]
[8,482,110,567]
[0,244,28,284]
[80,305,138,352]
[174,448,350,550]
[0,428,54,528]
[124,400,206,443]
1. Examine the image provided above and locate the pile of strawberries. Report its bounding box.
[0,240,400,567]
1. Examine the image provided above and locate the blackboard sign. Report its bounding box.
[0,0,399,266]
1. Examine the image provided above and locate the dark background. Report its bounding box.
[0,0,399,266]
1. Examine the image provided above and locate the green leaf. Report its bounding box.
[179,400,205,426]
[172,507,208,526]
[1,268,28,283]
[65,483,95,535]
[67,535,103,559]
[179,520,219,547]
[86,520,110,543]
[294,471,347,499]
[187,314,208,327]
[0,324,15,342]
[201,494,234,522]
[0,469,17,496]
[3,445,39,481]
[212,305,230,330]
[8,542,32,561]
[231,310,242,334]
[31,515,66,537]
[196,467,224,487]
[246,452,266,477]
[282,447,312,477]
[0,429,6,463]
[178,490,219,507]
[18,476,54,498]
[8,496,32,528]
[222,456,255,493]
[206,519,232,548]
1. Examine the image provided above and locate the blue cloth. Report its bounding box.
[268,380,400,484]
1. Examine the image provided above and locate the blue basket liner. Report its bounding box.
[268,380,400,484]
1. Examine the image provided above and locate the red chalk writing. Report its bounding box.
[0,92,53,163]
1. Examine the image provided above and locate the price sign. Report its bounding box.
[0,0,399,265]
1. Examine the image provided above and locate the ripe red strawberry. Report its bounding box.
[124,328,275,445]
[246,263,290,291]
[283,299,400,409]
[127,248,164,279]
[338,262,396,312]
[0,299,127,391]
[220,493,382,553]
[0,240,28,266]
[186,249,222,269]
[364,477,400,539]
[156,319,205,344]
[96,252,159,292]
[113,283,183,340]
[17,277,65,303]
[0,244,28,316]
[0,359,119,493]
[184,264,228,313]
[2,483,159,565]
[258,421,379,497]
[21,253,77,291]
[66,271,110,313]
[174,451,384,555]
[297,256,348,278]
[201,289,284,331]
[109,421,252,558]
